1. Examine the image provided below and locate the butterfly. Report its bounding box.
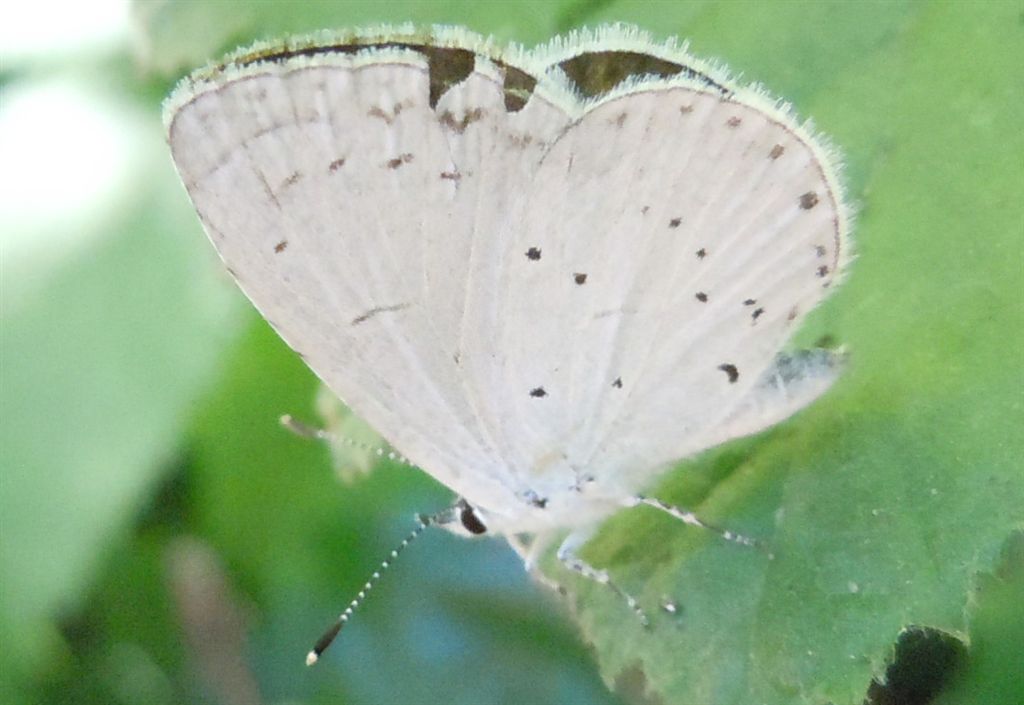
[164,24,850,663]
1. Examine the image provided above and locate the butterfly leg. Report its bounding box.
[280,414,414,466]
[506,533,563,592]
[624,495,763,550]
[556,530,650,627]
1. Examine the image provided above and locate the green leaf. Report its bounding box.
[0,67,242,683]
[932,532,1024,705]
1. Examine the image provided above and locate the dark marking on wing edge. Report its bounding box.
[669,217,682,228]
[386,153,414,169]
[574,273,588,285]
[351,303,410,325]
[328,157,346,173]
[718,363,739,383]
[558,50,730,99]
[817,265,830,278]
[440,171,462,181]
[743,298,757,306]
[225,41,475,108]
[274,240,288,253]
[799,191,820,209]
[752,307,765,322]
[612,377,623,388]
[498,62,537,112]
[726,116,742,128]
[530,387,547,398]
[815,245,827,257]
[695,292,708,302]
[525,247,541,261]
[696,248,707,260]
[769,144,785,160]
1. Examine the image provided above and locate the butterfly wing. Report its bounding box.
[485,81,848,499]
[167,48,575,516]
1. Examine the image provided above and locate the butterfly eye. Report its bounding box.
[459,502,488,535]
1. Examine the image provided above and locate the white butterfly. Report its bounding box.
[165,24,850,662]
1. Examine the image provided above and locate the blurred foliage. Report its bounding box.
[1,1,1022,705]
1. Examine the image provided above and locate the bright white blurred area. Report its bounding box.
[0,81,136,231]
[0,0,129,60]
[0,0,143,312]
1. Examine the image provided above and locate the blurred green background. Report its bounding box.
[2,2,1022,705]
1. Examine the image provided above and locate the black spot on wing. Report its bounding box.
[718,363,739,383]
[385,153,414,169]
[529,387,547,398]
[695,292,708,302]
[574,273,588,285]
[525,247,541,261]
[799,191,820,209]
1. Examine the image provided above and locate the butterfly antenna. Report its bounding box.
[280,414,414,467]
[305,508,453,666]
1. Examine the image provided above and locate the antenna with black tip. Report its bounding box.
[305,505,458,666]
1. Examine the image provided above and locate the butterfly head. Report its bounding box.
[431,498,489,537]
